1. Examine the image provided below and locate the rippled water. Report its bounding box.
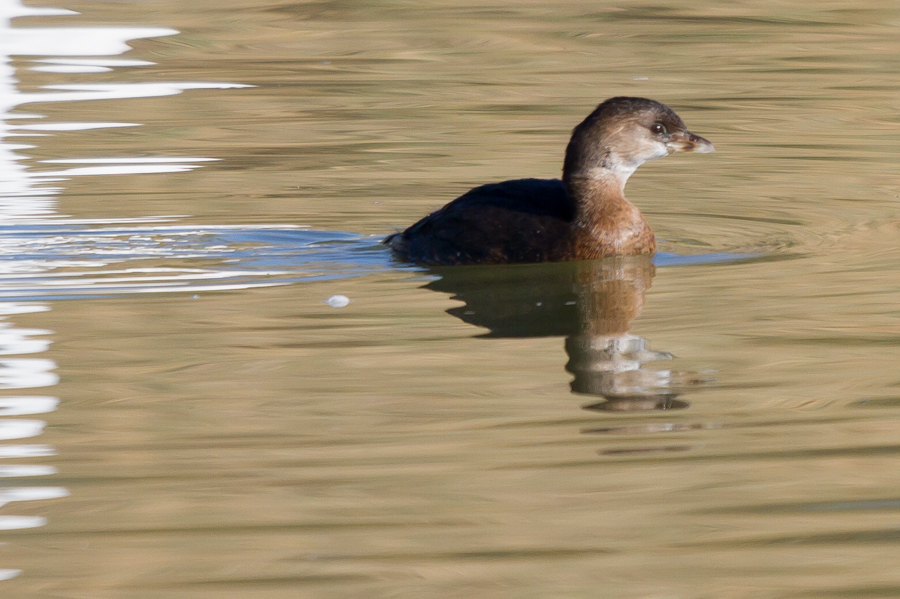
[1,0,900,597]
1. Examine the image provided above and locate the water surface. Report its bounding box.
[1,0,900,597]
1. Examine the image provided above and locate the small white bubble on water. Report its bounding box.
[325,295,350,308]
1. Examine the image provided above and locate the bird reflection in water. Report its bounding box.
[424,256,698,411]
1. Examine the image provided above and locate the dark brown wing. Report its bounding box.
[386,178,575,265]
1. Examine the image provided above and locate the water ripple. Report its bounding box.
[0,222,392,299]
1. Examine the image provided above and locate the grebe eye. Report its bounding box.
[651,122,667,135]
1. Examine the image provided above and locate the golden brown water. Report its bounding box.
[2,1,900,597]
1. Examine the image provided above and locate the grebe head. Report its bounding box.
[563,97,714,185]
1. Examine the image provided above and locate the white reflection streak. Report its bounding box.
[0,444,54,458]
[0,1,250,221]
[0,396,58,414]
[0,4,176,218]
[0,359,58,389]
[0,419,45,440]
[0,324,52,354]
[17,123,139,131]
[0,3,265,579]
[38,164,200,176]
[0,0,204,580]
[0,0,272,302]
[0,487,68,508]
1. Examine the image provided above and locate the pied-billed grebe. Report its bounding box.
[385,97,714,265]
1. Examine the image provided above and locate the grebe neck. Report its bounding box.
[563,171,651,255]
[565,171,637,223]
